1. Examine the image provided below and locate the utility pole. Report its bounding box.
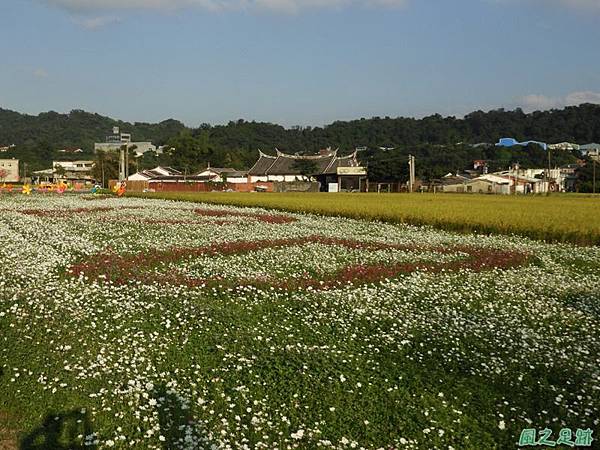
[119,146,126,182]
[547,147,552,194]
[594,158,597,194]
[101,157,105,188]
[125,146,129,180]
[408,154,415,193]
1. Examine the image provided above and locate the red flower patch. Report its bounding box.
[17,206,296,225]
[142,218,237,226]
[69,236,530,292]
[19,206,145,217]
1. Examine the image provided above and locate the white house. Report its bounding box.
[57,147,84,154]
[128,166,182,181]
[53,160,95,182]
[32,160,95,183]
[548,142,580,151]
[195,166,248,183]
[485,172,545,194]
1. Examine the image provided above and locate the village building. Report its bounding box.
[128,166,246,184]
[436,174,509,194]
[436,171,551,194]
[0,159,19,182]
[433,173,473,193]
[580,143,600,156]
[33,160,95,184]
[473,160,489,173]
[125,165,225,192]
[57,147,84,154]
[94,127,157,157]
[127,166,183,182]
[195,166,248,184]
[483,172,542,194]
[548,142,580,151]
[496,138,547,151]
[247,148,367,192]
[0,145,15,153]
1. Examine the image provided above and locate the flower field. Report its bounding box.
[133,192,600,246]
[1,195,600,449]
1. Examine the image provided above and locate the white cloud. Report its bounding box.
[33,68,49,78]
[517,91,600,111]
[72,15,121,29]
[518,94,563,111]
[41,0,408,14]
[365,0,407,7]
[565,90,600,105]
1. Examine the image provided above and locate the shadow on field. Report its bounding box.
[19,409,95,450]
[154,384,214,450]
[558,290,600,319]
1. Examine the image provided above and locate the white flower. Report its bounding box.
[291,429,305,439]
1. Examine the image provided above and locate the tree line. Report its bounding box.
[1,104,599,189]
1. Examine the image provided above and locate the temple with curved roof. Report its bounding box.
[248,148,366,191]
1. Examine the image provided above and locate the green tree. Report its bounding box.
[92,150,119,187]
[54,164,66,178]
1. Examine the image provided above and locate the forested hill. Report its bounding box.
[1,104,599,181]
[0,108,186,150]
[2,104,600,151]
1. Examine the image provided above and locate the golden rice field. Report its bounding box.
[133,192,600,245]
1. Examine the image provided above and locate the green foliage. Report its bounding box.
[1,105,599,179]
[0,108,186,151]
[575,158,600,193]
[91,151,119,187]
[54,164,66,177]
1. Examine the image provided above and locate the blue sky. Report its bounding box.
[1,0,600,127]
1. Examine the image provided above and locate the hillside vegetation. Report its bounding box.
[1,105,599,181]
